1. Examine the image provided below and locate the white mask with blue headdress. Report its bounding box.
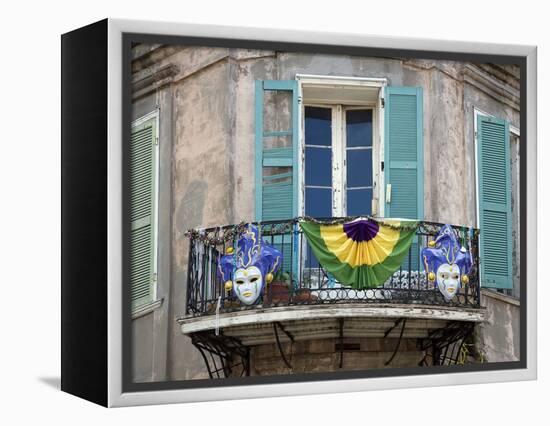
[218,225,282,305]
[422,225,472,302]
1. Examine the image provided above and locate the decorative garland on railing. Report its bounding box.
[184,221,249,246]
[184,216,478,248]
[296,215,420,231]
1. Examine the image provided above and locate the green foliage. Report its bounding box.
[273,269,291,285]
[456,340,487,365]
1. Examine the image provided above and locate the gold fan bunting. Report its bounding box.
[300,217,419,288]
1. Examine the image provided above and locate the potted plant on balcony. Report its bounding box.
[291,276,318,304]
[266,271,291,305]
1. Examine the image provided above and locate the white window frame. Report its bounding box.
[473,107,520,228]
[296,75,387,218]
[131,109,160,308]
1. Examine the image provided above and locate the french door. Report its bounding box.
[304,105,374,218]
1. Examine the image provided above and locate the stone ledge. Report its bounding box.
[132,298,164,320]
[481,289,520,307]
[178,303,486,334]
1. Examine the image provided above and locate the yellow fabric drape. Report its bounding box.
[320,223,401,267]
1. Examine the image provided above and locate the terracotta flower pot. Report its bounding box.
[266,281,290,305]
[292,288,318,303]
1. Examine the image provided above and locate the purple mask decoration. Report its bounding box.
[422,225,472,302]
[218,224,282,305]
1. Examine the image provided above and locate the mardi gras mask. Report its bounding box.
[421,225,472,302]
[218,225,282,305]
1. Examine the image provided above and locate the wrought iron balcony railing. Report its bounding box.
[185,218,481,316]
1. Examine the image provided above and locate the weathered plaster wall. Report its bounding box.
[132,311,155,382]
[232,49,278,221]
[131,87,173,382]
[246,338,424,376]
[131,45,521,381]
[477,290,520,361]
[170,56,234,380]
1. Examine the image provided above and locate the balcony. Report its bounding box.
[183,218,481,316]
[178,218,485,377]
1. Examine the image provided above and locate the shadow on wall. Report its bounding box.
[477,290,520,362]
[177,180,208,233]
[171,180,210,381]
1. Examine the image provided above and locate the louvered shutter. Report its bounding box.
[384,86,423,269]
[255,80,299,274]
[255,80,299,220]
[477,116,512,288]
[130,117,158,308]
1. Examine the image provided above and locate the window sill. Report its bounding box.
[132,298,164,319]
[481,289,520,307]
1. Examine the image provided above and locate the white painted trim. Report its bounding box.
[297,74,387,87]
[179,303,486,334]
[131,109,158,128]
[333,105,343,216]
[297,78,304,216]
[473,109,482,228]
[377,87,385,217]
[342,105,376,216]
[131,298,164,319]
[297,75,386,217]
[474,106,520,135]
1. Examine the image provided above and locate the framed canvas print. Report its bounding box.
[61,18,537,407]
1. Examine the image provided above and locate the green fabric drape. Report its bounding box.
[300,218,419,289]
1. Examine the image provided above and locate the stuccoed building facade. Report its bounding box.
[129,43,520,382]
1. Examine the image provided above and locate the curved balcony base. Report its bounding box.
[181,307,482,378]
[178,303,485,341]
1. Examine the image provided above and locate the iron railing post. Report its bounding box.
[185,237,194,315]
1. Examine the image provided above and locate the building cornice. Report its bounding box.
[464,63,520,111]
[131,63,180,100]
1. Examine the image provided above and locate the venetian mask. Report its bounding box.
[436,262,461,301]
[422,225,472,302]
[218,225,282,306]
[234,266,263,305]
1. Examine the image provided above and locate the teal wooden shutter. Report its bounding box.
[255,80,299,274]
[130,116,158,309]
[477,115,512,289]
[255,80,299,221]
[384,86,423,269]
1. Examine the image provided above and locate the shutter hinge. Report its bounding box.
[154,136,159,146]
[381,97,385,108]
[298,95,303,104]
[152,272,158,283]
